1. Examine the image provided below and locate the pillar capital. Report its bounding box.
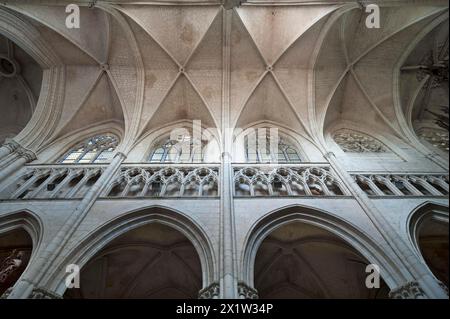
[238,282,258,299]
[16,146,37,163]
[389,281,426,299]
[198,282,220,299]
[1,286,61,299]
[2,138,20,153]
[29,287,62,299]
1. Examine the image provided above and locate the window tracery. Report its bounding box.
[333,130,388,153]
[244,133,301,163]
[149,134,205,163]
[59,134,118,164]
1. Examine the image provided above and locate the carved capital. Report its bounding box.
[389,281,427,299]
[198,282,220,299]
[238,282,258,299]
[2,138,20,153]
[16,146,36,163]
[29,287,62,299]
[1,286,62,299]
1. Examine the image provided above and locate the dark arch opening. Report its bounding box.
[417,217,449,288]
[254,222,389,299]
[0,228,33,296]
[63,222,203,299]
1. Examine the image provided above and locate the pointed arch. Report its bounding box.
[35,121,124,164]
[241,205,404,290]
[45,206,216,296]
[407,202,449,288]
[0,210,43,296]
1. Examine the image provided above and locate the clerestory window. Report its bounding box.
[59,134,119,164]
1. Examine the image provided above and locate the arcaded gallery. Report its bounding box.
[0,0,448,300]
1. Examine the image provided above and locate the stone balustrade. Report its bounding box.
[233,164,350,197]
[102,164,220,198]
[2,164,448,201]
[352,173,449,197]
[0,164,104,200]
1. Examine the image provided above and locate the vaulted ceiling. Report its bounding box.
[0,0,448,152]
[64,223,202,299]
[254,222,389,298]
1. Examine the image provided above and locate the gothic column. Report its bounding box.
[324,151,448,299]
[0,145,36,181]
[0,139,20,160]
[7,152,126,299]
[218,7,238,299]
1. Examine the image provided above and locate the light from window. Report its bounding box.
[59,134,119,164]
[244,133,301,163]
[149,136,205,163]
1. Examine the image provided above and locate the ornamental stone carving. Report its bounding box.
[198,282,220,299]
[388,281,426,299]
[333,130,388,153]
[1,286,62,299]
[105,166,219,198]
[29,287,62,299]
[2,138,20,153]
[234,166,347,197]
[238,282,259,299]
[15,146,37,162]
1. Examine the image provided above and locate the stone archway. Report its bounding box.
[417,217,449,288]
[241,205,402,299]
[409,204,449,289]
[0,211,41,298]
[253,221,389,299]
[64,222,203,299]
